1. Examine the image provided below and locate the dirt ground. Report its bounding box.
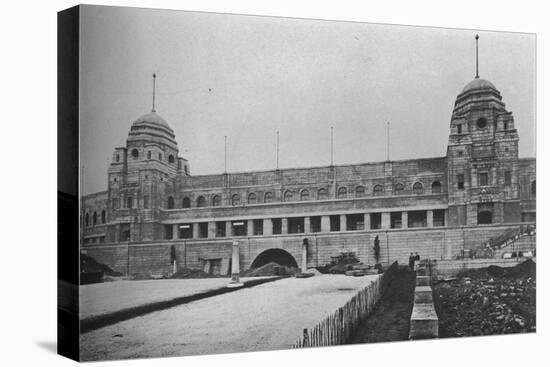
[80,274,379,361]
[350,267,415,343]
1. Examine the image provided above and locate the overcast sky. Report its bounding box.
[79,5,536,195]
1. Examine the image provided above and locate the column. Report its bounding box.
[340,214,347,231]
[208,222,216,238]
[304,217,311,233]
[226,221,232,237]
[263,218,273,235]
[228,240,243,287]
[427,210,433,227]
[114,223,120,242]
[172,224,179,239]
[247,220,254,236]
[381,212,391,229]
[281,218,288,234]
[193,222,199,239]
[321,216,331,232]
[301,239,308,273]
[364,213,370,230]
[130,223,135,241]
[402,211,408,229]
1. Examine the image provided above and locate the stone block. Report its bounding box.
[416,276,430,286]
[414,286,433,304]
[409,303,439,339]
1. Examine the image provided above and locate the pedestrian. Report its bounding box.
[414,252,420,272]
[408,252,415,272]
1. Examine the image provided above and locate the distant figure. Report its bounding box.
[408,252,415,272]
[414,252,420,272]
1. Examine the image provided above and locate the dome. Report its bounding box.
[461,78,497,93]
[127,110,178,149]
[132,111,172,130]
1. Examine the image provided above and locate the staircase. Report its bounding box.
[471,225,536,259]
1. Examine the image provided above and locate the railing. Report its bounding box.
[292,261,398,348]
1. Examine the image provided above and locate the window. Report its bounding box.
[101,210,106,224]
[158,152,162,160]
[337,187,347,199]
[479,172,489,187]
[394,182,404,194]
[310,216,321,233]
[253,219,263,235]
[347,214,364,231]
[232,221,247,236]
[504,171,511,186]
[131,149,139,158]
[126,196,133,208]
[373,185,384,196]
[112,198,119,210]
[215,222,226,237]
[390,212,402,229]
[531,180,536,197]
[212,195,221,207]
[431,181,442,193]
[196,196,206,207]
[283,190,293,202]
[370,213,381,229]
[317,188,328,200]
[457,124,462,134]
[457,174,465,190]
[92,211,97,225]
[329,215,341,232]
[147,151,151,160]
[477,203,493,224]
[476,117,487,129]
[167,196,174,209]
[408,210,427,228]
[288,217,305,234]
[143,195,149,209]
[458,151,463,157]
[413,182,423,194]
[180,197,190,208]
[198,222,208,238]
[178,223,193,239]
[264,192,273,203]
[85,213,89,227]
[272,218,282,235]
[504,122,508,130]
[248,193,257,204]
[116,154,120,162]
[300,189,309,201]
[164,224,173,240]
[168,154,175,163]
[232,194,241,206]
[433,210,445,227]
[355,186,365,198]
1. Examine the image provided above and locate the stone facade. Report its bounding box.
[81,76,536,276]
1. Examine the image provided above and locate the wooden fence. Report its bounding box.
[292,261,399,348]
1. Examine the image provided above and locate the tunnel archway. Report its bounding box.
[250,249,298,269]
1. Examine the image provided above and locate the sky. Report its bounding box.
[79,5,536,195]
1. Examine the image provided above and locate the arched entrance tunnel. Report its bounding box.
[250,249,298,269]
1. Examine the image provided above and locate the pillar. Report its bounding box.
[247,220,254,236]
[226,221,232,237]
[281,218,288,234]
[381,212,391,229]
[321,216,331,232]
[172,224,179,239]
[208,222,216,238]
[364,213,370,230]
[114,223,120,242]
[193,223,199,239]
[340,214,347,231]
[402,211,408,229]
[263,219,273,235]
[304,217,311,233]
[228,240,243,287]
[427,210,433,227]
[130,223,136,241]
[301,238,308,273]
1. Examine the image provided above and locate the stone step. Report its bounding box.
[414,286,433,304]
[416,276,430,286]
[409,303,439,339]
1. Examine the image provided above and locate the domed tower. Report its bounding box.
[105,74,190,243]
[447,36,520,226]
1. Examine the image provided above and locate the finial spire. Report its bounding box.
[152,72,157,112]
[475,35,479,79]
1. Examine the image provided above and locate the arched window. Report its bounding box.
[101,210,106,224]
[317,188,328,200]
[373,185,384,196]
[168,154,175,163]
[167,196,175,209]
[182,197,191,208]
[116,154,120,163]
[337,187,347,199]
[131,149,139,158]
[232,194,241,206]
[283,190,293,202]
[158,152,162,161]
[147,151,151,160]
[85,213,89,227]
[531,180,536,197]
[413,182,423,194]
[196,196,206,207]
[264,192,273,203]
[126,196,133,208]
[92,211,97,225]
[248,193,257,204]
[355,186,365,198]
[431,181,442,193]
[300,189,309,201]
[394,183,404,194]
[212,195,221,207]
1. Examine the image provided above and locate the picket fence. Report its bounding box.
[292,262,398,348]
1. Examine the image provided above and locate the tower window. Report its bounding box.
[147,151,151,160]
[457,174,465,190]
[457,124,462,134]
[431,181,442,193]
[476,117,487,129]
[479,172,489,187]
[317,188,328,200]
[337,187,347,199]
[167,196,174,209]
[264,192,273,203]
[168,154,175,163]
[182,197,191,208]
[131,149,139,158]
[504,171,511,186]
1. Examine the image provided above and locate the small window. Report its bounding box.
[504,171,511,186]
[394,182,404,194]
[101,210,106,224]
[457,124,462,134]
[504,122,508,130]
[317,188,328,200]
[248,193,257,204]
[300,189,309,201]
[126,196,134,208]
[158,152,162,161]
[476,117,487,129]
[458,151,463,157]
[92,212,97,225]
[413,182,423,194]
[355,186,365,197]
[182,197,191,208]
[168,154,175,163]
[85,213,89,227]
[212,195,221,207]
[479,172,489,187]
[373,185,384,196]
[232,194,241,206]
[112,198,119,210]
[131,149,139,158]
[264,192,273,203]
[116,154,120,162]
[337,187,347,199]
[147,151,151,160]
[457,174,465,190]
[531,180,536,197]
[143,195,149,209]
[196,196,206,207]
[283,190,293,202]
[167,196,175,209]
[431,181,442,193]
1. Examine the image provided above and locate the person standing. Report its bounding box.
[414,252,420,272]
[408,252,415,272]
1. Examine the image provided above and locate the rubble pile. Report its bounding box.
[434,260,536,337]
